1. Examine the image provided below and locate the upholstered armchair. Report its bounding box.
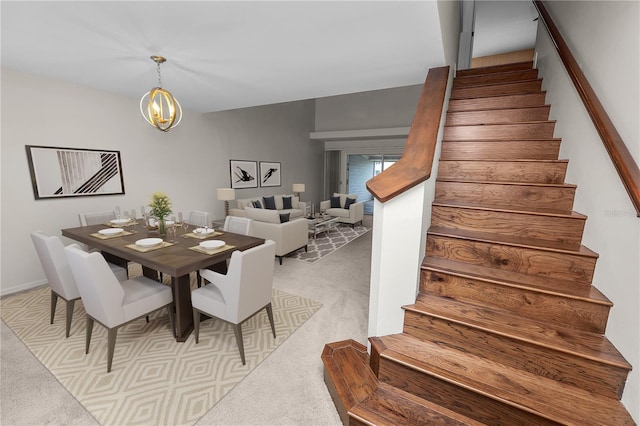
[65,245,174,372]
[193,240,277,365]
[320,193,365,227]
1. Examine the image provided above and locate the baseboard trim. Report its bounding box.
[1,279,47,297]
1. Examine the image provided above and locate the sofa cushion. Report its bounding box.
[333,193,358,208]
[280,208,304,219]
[245,207,280,224]
[263,196,277,210]
[344,197,356,210]
[330,196,341,208]
[282,196,292,209]
[279,213,290,223]
[326,207,350,218]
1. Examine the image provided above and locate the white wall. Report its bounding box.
[535,1,639,420]
[1,68,319,295]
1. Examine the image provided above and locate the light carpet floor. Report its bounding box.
[1,215,372,425]
[1,269,321,426]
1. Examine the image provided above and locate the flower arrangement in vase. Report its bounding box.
[148,192,173,235]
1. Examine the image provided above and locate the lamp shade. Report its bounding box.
[217,188,236,201]
[292,183,305,193]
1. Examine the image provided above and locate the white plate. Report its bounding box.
[199,240,225,250]
[135,237,163,248]
[194,228,214,235]
[110,218,131,225]
[98,228,124,236]
[165,220,175,225]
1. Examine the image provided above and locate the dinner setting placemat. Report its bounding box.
[90,230,134,240]
[103,220,139,228]
[126,241,174,253]
[189,244,235,255]
[183,230,224,240]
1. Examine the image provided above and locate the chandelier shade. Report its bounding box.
[140,56,182,132]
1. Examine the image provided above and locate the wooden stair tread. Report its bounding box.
[442,137,562,143]
[439,159,568,164]
[427,225,597,256]
[432,200,587,219]
[448,92,548,112]
[406,294,628,369]
[446,105,552,114]
[422,255,607,305]
[436,177,577,189]
[456,61,534,77]
[374,334,634,425]
[352,382,484,426]
[444,120,556,127]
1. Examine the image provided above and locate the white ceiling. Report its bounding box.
[1,1,537,114]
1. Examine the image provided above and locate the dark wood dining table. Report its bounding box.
[61,221,264,342]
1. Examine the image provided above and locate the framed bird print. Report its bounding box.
[259,161,281,187]
[230,160,258,189]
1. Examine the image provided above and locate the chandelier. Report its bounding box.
[140,56,182,132]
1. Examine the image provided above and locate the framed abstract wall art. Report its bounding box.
[259,161,281,187]
[230,160,258,189]
[26,145,125,200]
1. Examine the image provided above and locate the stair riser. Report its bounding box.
[451,80,542,99]
[453,69,540,88]
[448,93,547,112]
[435,181,575,211]
[403,313,627,399]
[444,122,556,141]
[441,141,561,160]
[420,270,607,332]
[431,205,585,247]
[376,359,556,425]
[425,234,596,284]
[456,61,534,77]
[446,106,550,126]
[437,160,568,184]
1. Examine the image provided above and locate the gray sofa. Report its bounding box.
[244,207,308,264]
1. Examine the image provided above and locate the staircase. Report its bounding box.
[322,61,635,425]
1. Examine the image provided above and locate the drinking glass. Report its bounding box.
[130,208,137,221]
[115,205,121,219]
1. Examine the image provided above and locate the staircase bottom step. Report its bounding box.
[322,340,483,426]
[351,382,484,426]
[371,335,635,426]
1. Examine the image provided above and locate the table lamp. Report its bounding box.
[217,188,236,217]
[292,183,305,201]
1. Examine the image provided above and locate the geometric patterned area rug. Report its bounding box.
[0,266,321,426]
[291,224,370,264]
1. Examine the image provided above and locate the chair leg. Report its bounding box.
[107,327,118,373]
[85,316,94,354]
[193,309,200,344]
[65,299,76,338]
[232,323,245,365]
[50,291,58,325]
[197,271,202,288]
[277,256,283,265]
[266,303,276,338]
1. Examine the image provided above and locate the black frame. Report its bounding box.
[26,145,125,200]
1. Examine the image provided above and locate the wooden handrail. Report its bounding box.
[366,66,449,203]
[534,0,640,217]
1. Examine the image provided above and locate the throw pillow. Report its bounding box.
[251,200,262,208]
[330,195,341,208]
[344,197,356,210]
[282,196,293,209]
[279,213,290,223]
[263,196,277,210]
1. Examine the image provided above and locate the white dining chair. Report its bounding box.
[65,245,175,373]
[78,210,117,226]
[187,210,209,228]
[192,240,276,365]
[223,216,254,235]
[30,231,128,338]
